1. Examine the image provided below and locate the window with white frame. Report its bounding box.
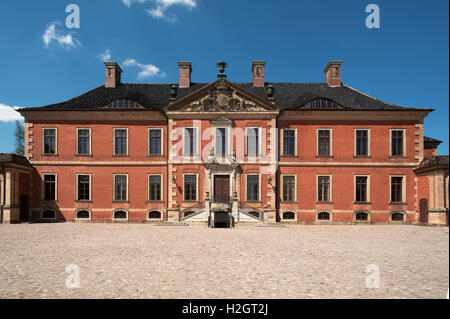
[77,174,91,201]
[43,128,57,155]
[215,127,228,156]
[282,175,296,202]
[282,129,296,156]
[390,176,405,203]
[114,174,128,201]
[355,129,369,156]
[114,129,128,156]
[246,175,259,202]
[183,127,198,156]
[391,129,405,157]
[149,128,163,156]
[317,175,331,202]
[77,128,91,155]
[184,175,197,201]
[149,175,162,201]
[317,129,332,156]
[43,173,57,201]
[355,176,369,203]
[246,128,260,157]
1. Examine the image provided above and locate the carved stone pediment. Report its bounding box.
[183,86,267,113]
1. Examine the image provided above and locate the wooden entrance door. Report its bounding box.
[214,175,230,203]
[419,198,429,223]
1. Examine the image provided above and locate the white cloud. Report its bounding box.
[98,49,112,61]
[43,22,81,50]
[121,0,197,22]
[0,104,24,122]
[122,58,164,79]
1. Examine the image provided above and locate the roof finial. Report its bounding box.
[216,61,228,79]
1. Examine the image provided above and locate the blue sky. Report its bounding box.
[0,0,448,154]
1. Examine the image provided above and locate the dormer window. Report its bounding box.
[304,98,340,109]
[104,99,142,109]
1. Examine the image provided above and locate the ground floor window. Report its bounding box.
[148,211,162,220]
[42,209,56,219]
[282,211,296,220]
[391,212,405,222]
[113,210,128,220]
[246,175,259,202]
[317,211,331,221]
[76,210,91,219]
[184,175,197,201]
[355,211,369,221]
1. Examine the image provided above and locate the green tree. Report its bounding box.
[14,120,24,156]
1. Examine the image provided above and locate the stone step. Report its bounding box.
[154,222,189,227]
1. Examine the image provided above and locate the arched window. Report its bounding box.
[248,211,260,219]
[282,211,296,220]
[183,211,196,218]
[304,98,340,109]
[391,212,405,222]
[113,210,128,220]
[317,211,331,221]
[76,210,90,219]
[148,211,162,220]
[42,210,56,219]
[105,99,142,109]
[355,211,369,221]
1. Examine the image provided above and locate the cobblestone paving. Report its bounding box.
[0,223,448,299]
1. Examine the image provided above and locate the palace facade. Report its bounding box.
[3,60,447,227]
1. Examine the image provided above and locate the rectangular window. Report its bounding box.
[391,130,404,156]
[318,130,330,156]
[247,128,259,157]
[114,175,128,201]
[114,129,128,156]
[77,129,90,155]
[149,175,162,201]
[184,128,197,156]
[216,128,227,156]
[317,176,330,202]
[43,129,56,155]
[355,130,368,156]
[283,176,296,202]
[283,130,296,156]
[43,174,56,201]
[391,177,403,203]
[184,175,197,201]
[355,176,368,203]
[77,175,91,201]
[149,129,162,156]
[247,175,259,201]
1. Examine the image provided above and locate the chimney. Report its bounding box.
[178,62,192,88]
[324,61,342,87]
[252,61,266,87]
[104,62,122,88]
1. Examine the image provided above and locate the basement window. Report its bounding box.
[317,212,331,221]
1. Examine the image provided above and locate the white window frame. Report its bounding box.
[354,211,371,223]
[213,126,232,157]
[182,173,199,202]
[147,210,164,221]
[113,128,129,156]
[75,209,92,221]
[40,208,57,220]
[113,174,129,202]
[76,173,92,202]
[281,174,297,202]
[316,211,333,222]
[389,128,407,157]
[245,127,262,158]
[389,175,406,204]
[245,173,261,202]
[182,127,200,157]
[112,209,129,221]
[354,128,371,157]
[148,174,164,202]
[354,175,371,203]
[316,128,333,157]
[281,128,298,157]
[76,128,92,156]
[390,211,406,222]
[281,210,297,221]
[148,128,164,156]
[42,173,57,201]
[316,174,332,203]
[42,127,58,155]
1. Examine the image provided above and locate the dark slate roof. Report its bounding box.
[424,136,443,148]
[0,153,32,167]
[414,156,449,173]
[18,82,432,112]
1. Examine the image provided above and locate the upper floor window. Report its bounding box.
[391,176,404,203]
[215,128,228,156]
[114,129,128,156]
[77,174,91,201]
[43,174,56,201]
[149,129,162,156]
[355,129,369,156]
[184,175,197,201]
[317,129,331,156]
[183,128,198,156]
[283,129,296,156]
[43,128,56,155]
[114,174,128,201]
[355,176,368,203]
[77,129,91,155]
[246,128,260,157]
[105,99,142,109]
[391,130,404,157]
[246,175,259,202]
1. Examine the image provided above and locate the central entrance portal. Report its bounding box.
[214,175,230,204]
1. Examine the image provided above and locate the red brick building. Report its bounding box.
[12,60,448,227]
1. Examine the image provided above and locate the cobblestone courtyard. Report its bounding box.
[0,223,448,299]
